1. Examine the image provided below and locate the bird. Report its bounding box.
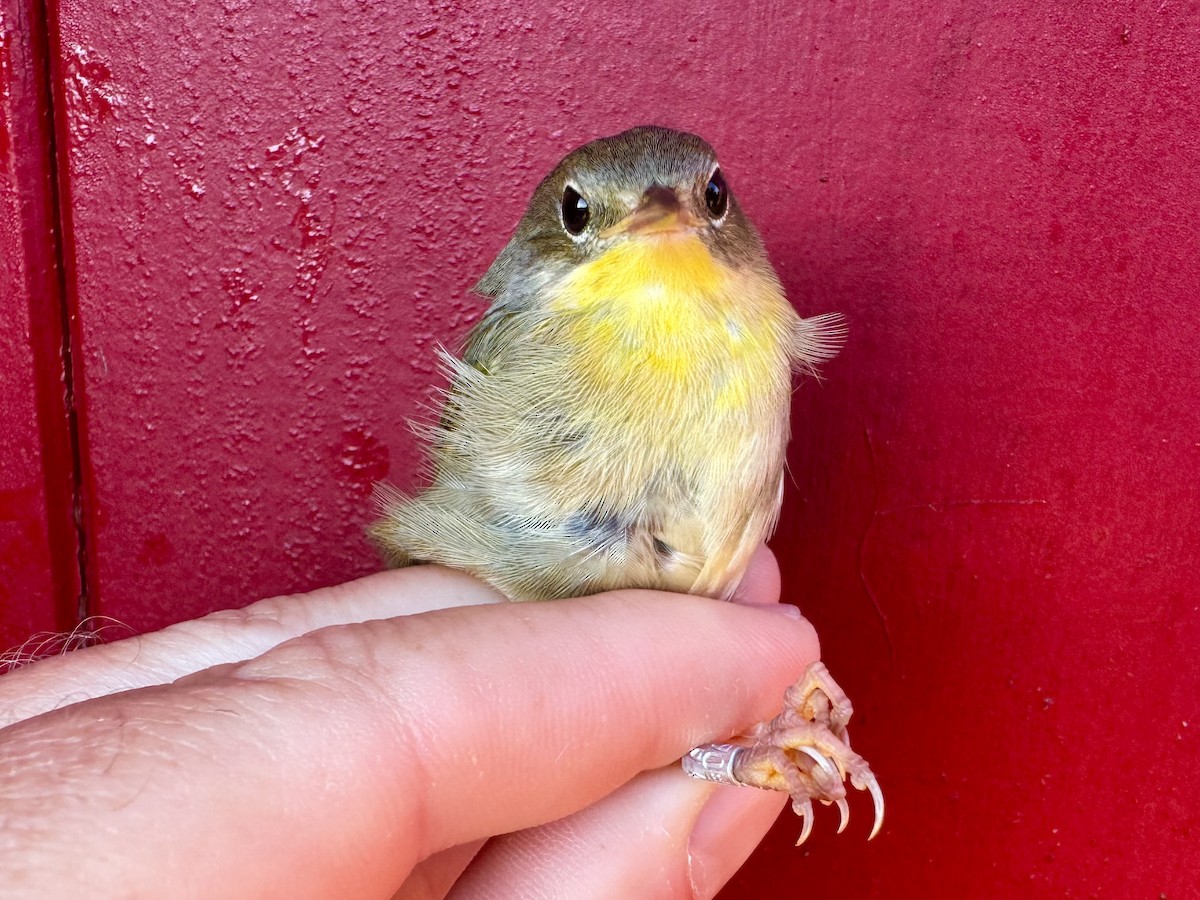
[372,125,882,844]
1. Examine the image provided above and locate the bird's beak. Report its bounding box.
[601,186,702,238]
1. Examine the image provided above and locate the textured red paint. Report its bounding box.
[0,0,79,649]
[5,0,1198,894]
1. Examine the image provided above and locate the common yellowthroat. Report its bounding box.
[372,126,842,600]
[372,126,882,843]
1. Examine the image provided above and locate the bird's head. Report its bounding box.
[474,126,770,301]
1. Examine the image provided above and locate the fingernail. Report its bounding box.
[740,601,802,620]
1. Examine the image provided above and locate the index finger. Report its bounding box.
[0,564,505,728]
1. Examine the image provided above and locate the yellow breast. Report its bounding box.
[546,234,794,417]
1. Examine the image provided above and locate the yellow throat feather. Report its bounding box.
[547,233,795,416]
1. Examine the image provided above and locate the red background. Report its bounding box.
[3,1,1198,896]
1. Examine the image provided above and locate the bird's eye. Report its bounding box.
[561,185,590,235]
[704,168,729,219]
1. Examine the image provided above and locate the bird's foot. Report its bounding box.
[683,662,883,846]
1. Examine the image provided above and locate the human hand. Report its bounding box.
[0,547,817,899]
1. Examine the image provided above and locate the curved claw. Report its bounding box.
[835,797,850,834]
[794,745,837,778]
[863,773,885,840]
[793,797,814,846]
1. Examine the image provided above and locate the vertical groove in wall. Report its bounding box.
[31,0,97,625]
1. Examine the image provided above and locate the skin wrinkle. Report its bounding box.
[227,626,432,815]
[210,664,430,886]
[222,617,472,869]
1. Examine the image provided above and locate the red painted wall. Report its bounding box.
[3,1,1198,896]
